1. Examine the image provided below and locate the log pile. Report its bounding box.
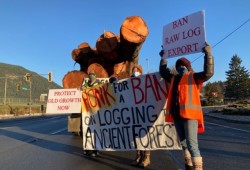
[63,16,148,88]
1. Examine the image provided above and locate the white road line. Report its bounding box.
[206,122,250,133]
[0,127,11,129]
[0,122,29,129]
[50,128,67,135]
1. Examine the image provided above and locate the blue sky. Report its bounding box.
[1,0,250,86]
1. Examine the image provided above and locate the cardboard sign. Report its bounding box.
[81,72,181,151]
[46,88,82,114]
[162,10,206,59]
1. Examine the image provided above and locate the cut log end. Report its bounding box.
[121,16,149,43]
[96,31,118,53]
[71,49,81,61]
[62,70,87,89]
[87,63,109,78]
[78,42,91,52]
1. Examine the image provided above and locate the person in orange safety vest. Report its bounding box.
[159,42,214,170]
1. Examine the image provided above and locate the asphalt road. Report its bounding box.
[0,112,250,170]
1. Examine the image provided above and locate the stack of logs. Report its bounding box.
[62,16,148,89]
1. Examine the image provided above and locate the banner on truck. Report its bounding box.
[81,72,181,151]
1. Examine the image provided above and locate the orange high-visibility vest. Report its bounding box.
[165,72,204,133]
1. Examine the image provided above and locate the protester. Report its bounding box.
[159,42,214,170]
[82,70,102,157]
[82,70,101,89]
[130,65,151,168]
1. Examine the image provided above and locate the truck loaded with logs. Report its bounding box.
[62,16,148,135]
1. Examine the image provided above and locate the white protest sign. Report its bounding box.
[162,10,206,59]
[46,88,82,114]
[81,72,181,151]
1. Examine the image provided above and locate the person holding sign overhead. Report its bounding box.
[159,42,214,170]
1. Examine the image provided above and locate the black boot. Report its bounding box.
[185,163,193,170]
[131,150,142,166]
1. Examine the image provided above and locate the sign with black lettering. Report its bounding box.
[162,10,206,59]
[82,72,181,151]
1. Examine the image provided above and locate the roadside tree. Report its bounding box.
[225,54,250,100]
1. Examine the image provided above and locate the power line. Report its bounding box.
[192,18,250,63]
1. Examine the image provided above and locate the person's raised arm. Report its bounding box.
[159,48,173,82]
[194,42,214,84]
[203,42,214,78]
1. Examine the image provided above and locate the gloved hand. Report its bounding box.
[159,49,164,57]
[202,42,212,56]
[159,45,165,57]
[159,46,167,65]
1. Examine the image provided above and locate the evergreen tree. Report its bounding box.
[204,81,224,105]
[225,55,250,100]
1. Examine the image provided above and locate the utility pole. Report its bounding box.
[25,73,32,115]
[1,76,18,105]
[4,78,7,104]
[24,73,32,115]
[146,58,149,73]
[29,80,32,115]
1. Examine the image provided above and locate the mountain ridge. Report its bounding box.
[0,62,61,102]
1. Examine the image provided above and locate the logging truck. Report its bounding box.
[62,16,148,135]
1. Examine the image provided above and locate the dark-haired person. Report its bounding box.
[159,43,214,170]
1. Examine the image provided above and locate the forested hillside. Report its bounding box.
[0,63,61,101]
